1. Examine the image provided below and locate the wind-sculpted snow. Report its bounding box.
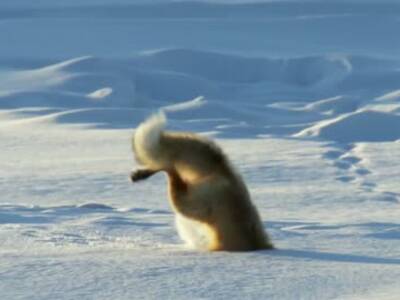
[0,203,174,255]
[1,2,400,300]
[296,110,400,143]
[132,49,352,86]
[1,50,399,140]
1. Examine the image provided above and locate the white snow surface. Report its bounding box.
[1,1,400,300]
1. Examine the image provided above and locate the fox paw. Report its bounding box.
[130,169,157,182]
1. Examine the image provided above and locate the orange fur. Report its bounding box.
[131,113,273,251]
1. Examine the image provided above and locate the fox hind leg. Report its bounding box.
[167,170,211,222]
[130,169,159,182]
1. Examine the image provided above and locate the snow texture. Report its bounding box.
[1,1,400,300]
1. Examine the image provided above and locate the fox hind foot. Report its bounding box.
[130,169,159,182]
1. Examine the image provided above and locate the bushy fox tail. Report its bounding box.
[132,111,229,178]
[132,111,167,169]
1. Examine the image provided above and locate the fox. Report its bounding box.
[130,112,274,251]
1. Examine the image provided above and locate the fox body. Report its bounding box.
[131,113,273,251]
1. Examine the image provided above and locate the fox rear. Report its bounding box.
[131,112,273,251]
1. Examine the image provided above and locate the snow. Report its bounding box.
[295,110,400,143]
[1,1,400,299]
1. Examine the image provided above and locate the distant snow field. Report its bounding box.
[1,1,400,300]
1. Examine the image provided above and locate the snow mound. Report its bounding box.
[304,95,361,115]
[134,49,352,86]
[76,203,114,210]
[376,89,400,102]
[295,110,400,143]
[0,50,358,131]
[87,87,113,99]
[0,48,399,137]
